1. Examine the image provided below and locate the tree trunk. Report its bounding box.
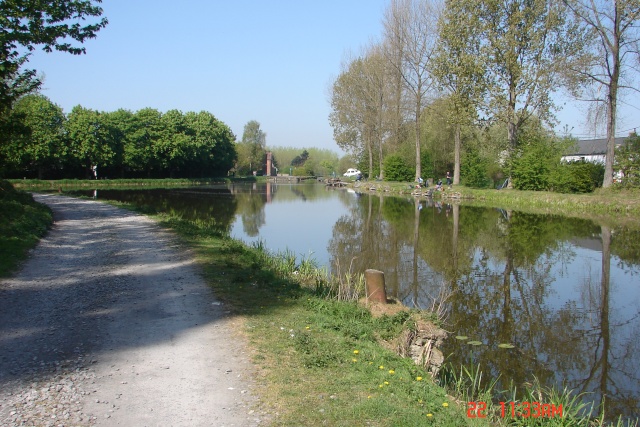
[602,45,619,188]
[367,131,374,179]
[454,123,461,185]
[415,105,422,181]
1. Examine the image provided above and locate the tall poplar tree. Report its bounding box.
[432,0,486,185]
[564,0,640,187]
[238,120,266,174]
[329,45,391,178]
[382,0,441,181]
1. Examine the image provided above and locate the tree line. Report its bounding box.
[329,0,639,190]
[1,94,236,179]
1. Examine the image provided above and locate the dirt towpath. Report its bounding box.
[0,194,264,426]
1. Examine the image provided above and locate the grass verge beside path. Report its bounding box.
[0,180,52,277]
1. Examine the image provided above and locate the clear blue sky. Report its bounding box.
[27,0,639,153]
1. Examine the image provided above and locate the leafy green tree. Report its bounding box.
[236,120,266,175]
[4,94,66,178]
[157,109,190,176]
[509,133,565,191]
[329,50,388,176]
[551,160,604,193]
[614,133,640,188]
[460,148,490,188]
[291,150,309,167]
[184,111,236,177]
[452,0,590,152]
[382,0,441,181]
[104,109,138,178]
[0,0,108,119]
[124,108,164,176]
[66,105,119,178]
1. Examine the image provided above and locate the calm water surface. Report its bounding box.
[73,182,640,420]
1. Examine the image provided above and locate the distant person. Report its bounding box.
[446,171,452,186]
[436,179,443,191]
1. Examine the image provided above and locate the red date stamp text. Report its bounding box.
[467,401,563,418]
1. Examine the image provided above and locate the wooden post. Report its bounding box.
[364,269,387,303]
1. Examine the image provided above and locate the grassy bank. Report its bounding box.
[352,181,640,225]
[0,180,52,277]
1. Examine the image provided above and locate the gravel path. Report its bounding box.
[0,194,265,427]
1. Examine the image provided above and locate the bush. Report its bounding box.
[510,143,554,191]
[461,150,491,188]
[615,133,640,187]
[384,155,414,182]
[509,134,571,191]
[551,161,604,193]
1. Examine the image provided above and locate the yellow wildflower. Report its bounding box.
[388,370,395,374]
[379,365,384,370]
[427,413,433,417]
[442,402,449,407]
[416,376,423,381]
[353,350,359,354]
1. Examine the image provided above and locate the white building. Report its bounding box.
[561,137,628,164]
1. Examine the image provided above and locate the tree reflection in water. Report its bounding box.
[328,194,640,421]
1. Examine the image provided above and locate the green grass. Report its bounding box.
[0,180,52,277]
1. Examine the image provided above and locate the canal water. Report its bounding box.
[69,181,640,420]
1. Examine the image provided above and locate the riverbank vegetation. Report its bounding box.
[0,180,52,277]
[352,181,640,220]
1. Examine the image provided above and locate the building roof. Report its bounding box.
[566,136,628,156]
